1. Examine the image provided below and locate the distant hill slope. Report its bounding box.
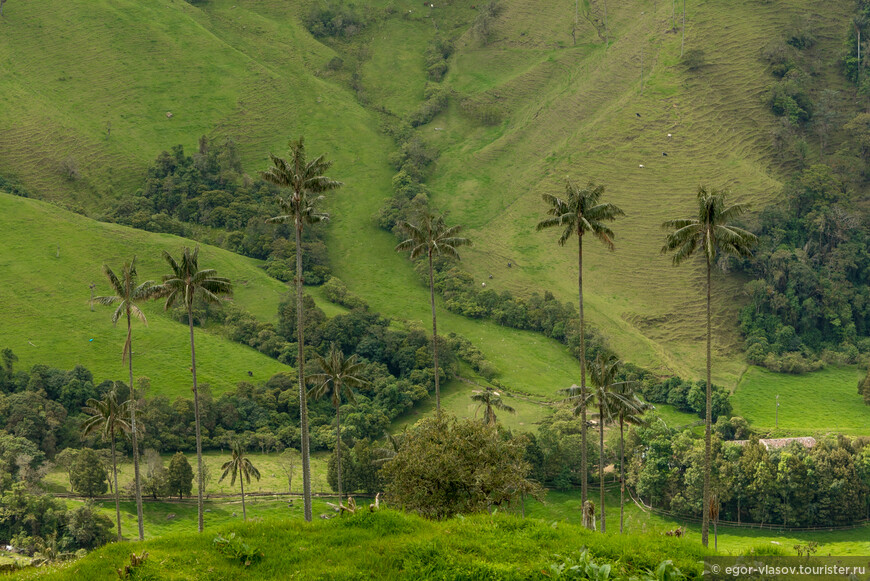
[0,0,857,389]
[0,193,290,395]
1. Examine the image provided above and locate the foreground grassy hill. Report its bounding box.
[8,510,709,580]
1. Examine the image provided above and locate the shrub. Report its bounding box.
[681,48,706,70]
[383,414,543,519]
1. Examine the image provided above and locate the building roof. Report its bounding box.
[729,437,816,450]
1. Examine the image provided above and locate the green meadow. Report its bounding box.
[732,366,869,436]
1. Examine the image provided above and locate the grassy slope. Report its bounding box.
[0,193,291,395]
[732,365,869,436]
[0,0,584,409]
[9,510,710,580]
[0,0,865,430]
[429,0,854,388]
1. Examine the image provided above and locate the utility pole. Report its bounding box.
[640,46,644,95]
[89,282,97,312]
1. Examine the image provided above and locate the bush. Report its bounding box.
[383,414,542,519]
[305,1,368,39]
[321,277,368,310]
[681,48,706,70]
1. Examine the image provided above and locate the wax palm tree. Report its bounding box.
[562,354,639,533]
[80,385,132,541]
[395,211,470,413]
[94,257,153,541]
[537,180,624,516]
[308,344,368,504]
[662,185,756,546]
[155,246,232,533]
[219,443,261,521]
[470,387,516,426]
[609,378,648,533]
[261,137,341,523]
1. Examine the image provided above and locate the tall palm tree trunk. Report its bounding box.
[188,309,205,533]
[240,474,246,521]
[428,250,441,413]
[110,431,122,541]
[619,417,625,534]
[702,261,712,546]
[599,407,606,533]
[336,403,342,504]
[296,222,313,522]
[126,312,145,541]
[577,232,589,513]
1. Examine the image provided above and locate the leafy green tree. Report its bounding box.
[261,137,341,523]
[383,414,543,519]
[0,432,44,490]
[1,348,17,374]
[70,448,108,498]
[395,211,471,412]
[470,387,515,426]
[662,186,756,546]
[54,448,78,490]
[80,386,132,540]
[219,443,261,521]
[167,452,194,500]
[156,247,232,532]
[308,343,367,503]
[65,500,114,551]
[94,257,153,541]
[537,179,623,516]
[141,448,168,497]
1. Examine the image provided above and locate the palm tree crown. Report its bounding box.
[157,247,233,311]
[396,210,470,413]
[536,180,624,247]
[661,185,756,547]
[308,344,368,407]
[470,387,516,426]
[220,443,261,487]
[395,211,471,261]
[661,186,757,265]
[260,137,341,229]
[94,258,153,361]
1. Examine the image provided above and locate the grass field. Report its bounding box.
[732,365,870,436]
[43,451,332,502]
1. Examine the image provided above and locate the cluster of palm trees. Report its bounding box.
[86,249,232,540]
[87,132,755,549]
[534,180,755,546]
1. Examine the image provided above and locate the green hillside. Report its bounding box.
[0,193,290,395]
[0,0,863,397]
